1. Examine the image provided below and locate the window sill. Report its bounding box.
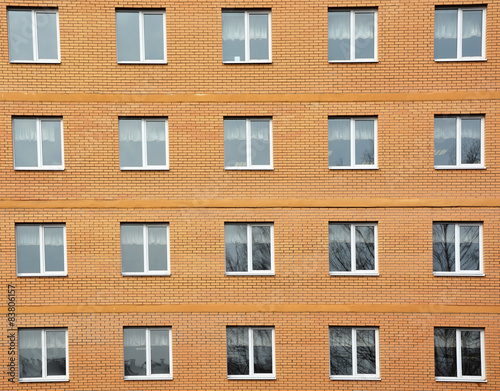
[434,58,486,62]
[436,377,486,383]
[330,376,380,381]
[223,60,272,64]
[117,61,167,65]
[120,167,169,171]
[225,167,274,170]
[17,273,67,277]
[329,60,378,63]
[19,378,69,382]
[10,60,61,64]
[122,273,170,276]
[228,376,276,380]
[15,167,64,171]
[329,166,378,170]
[226,272,275,276]
[330,272,378,276]
[433,272,484,277]
[434,166,485,170]
[125,376,173,381]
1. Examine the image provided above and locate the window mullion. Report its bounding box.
[143,225,149,273]
[37,119,43,168]
[40,226,46,274]
[456,329,463,378]
[248,328,254,376]
[42,330,48,378]
[350,120,356,166]
[350,12,355,60]
[245,12,250,61]
[139,12,146,61]
[246,120,252,167]
[247,225,253,272]
[457,9,463,59]
[455,224,461,272]
[352,328,358,376]
[142,119,148,167]
[456,118,462,166]
[351,224,356,272]
[145,329,152,376]
[32,11,39,60]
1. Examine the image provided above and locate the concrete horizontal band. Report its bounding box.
[3,304,498,315]
[1,91,499,104]
[0,198,499,209]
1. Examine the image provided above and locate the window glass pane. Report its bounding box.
[44,227,65,272]
[435,328,457,377]
[224,119,247,167]
[250,120,270,166]
[13,119,38,167]
[460,226,479,271]
[16,225,41,274]
[252,226,271,271]
[328,12,350,61]
[227,328,249,375]
[462,10,482,57]
[355,120,374,165]
[435,10,458,59]
[356,329,376,374]
[225,225,248,272]
[46,331,66,376]
[355,226,375,270]
[121,225,144,273]
[8,11,34,61]
[253,329,273,374]
[329,224,351,272]
[36,12,58,60]
[329,119,351,166]
[433,224,455,272]
[19,330,42,378]
[434,118,457,166]
[249,14,269,60]
[146,121,166,166]
[355,13,374,59]
[330,328,353,376]
[119,119,143,167]
[461,331,481,376]
[144,13,164,60]
[124,329,147,376]
[41,120,62,166]
[461,119,481,164]
[150,330,170,375]
[222,13,245,61]
[148,226,168,271]
[116,12,140,61]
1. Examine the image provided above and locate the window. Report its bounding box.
[13,118,64,170]
[119,118,168,170]
[328,118,377,169]
[224,118,272,169]
[227,327,275,379]
[329,224,377,275]
[225,223,274,275]
[329,327,380,380]
[328,9,377,62]
[124,327,172,380]
[19,328,68,382]
[435,7,485,61]
[434,116,484,168]
[435,328,485,382]
[16,224,66,276]
[8,8,60,63]
[116,10,166,63]
[222,10,271,63]
[121,224,170,275]
[433,223,483,275]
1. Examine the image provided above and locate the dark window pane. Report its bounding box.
[119,119,143,167]
[253,329,273,374]
[150,330,170,375]
[46,331,66,376]
[222,13,245,61]
[433,224,455,272]
[435,328,457,377]
[146,121,167,166]
[249,14,269,60]
[330,328,353,376]
[8,11,34,61]
[460,226,480,271]
[227,328,249,375]
[41,120,62,166]
[355,120,374,165]
[434,118,456,166]
[329,224,351,271]
[13,118,38,168]
[124,329,147,376]
[148,226,168,271]
[356,330,376,374]
[19,330,42,378]
[121,225,144,273]
[224,119,247,167]
[328,12,350,61]
[225,225,248,272]
[252,226,271,271]
[116,12,140,61]
[329,119,351,166]
[144,14,164,60]
[355,13,374,59]
[250,120,270,166]
[16,225,41,274]
[36,12,58,60]
[462,10,482,57]
[44,227,65,272]
[461,119,481,164]
[435,10,458,59]
[355,226,375,270]
[461,331,481,376]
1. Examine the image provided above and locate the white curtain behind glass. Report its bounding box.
[148,227,168,245]
[329,121,373,140]
[124,329,169,346]
[146,121,166,141]
[119,120,142,142]
[251,121,270,140]
[222,14,245,40]
[435,11,482,39]
[249,14,268,39]
[224,120,246,140]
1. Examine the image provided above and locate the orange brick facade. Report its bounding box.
[0,0,499,389]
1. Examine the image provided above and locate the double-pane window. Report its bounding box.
[16,224,66,276]
[435,8,485,60]
[329,223,377,275]
[328,9,377,62]
[433,223,482,275]
[435,328,485,381]
[19,329,68,382]
[13,118,64,170]
[227,327,275,379]
[124,327,172,380]
[329,118,377,168]
[8,9,60,63]
[222,10,271,63]
[329,327,380,380]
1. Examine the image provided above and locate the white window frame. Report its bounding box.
[116,10,167,64]
[227,327,276,380]
[434,7,486,61]
[121,224,170,276]
[123,327,172,380]
[433,223,483,276]
[8,8,61,63]
[435,328,486,382]
[222,10,272,63]
[119,118,169,170]
[434,116,485,169]
[224,118,273,170]
[225,223,274,276]
[18,328,69,382]
[329,117,378,169]
[13,117,64,170]
[328,9,378,63]
[329,223,378,276]
[329,327,380,380]
[16,224,67,277]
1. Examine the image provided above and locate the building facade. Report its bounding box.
[0,0,499,389]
